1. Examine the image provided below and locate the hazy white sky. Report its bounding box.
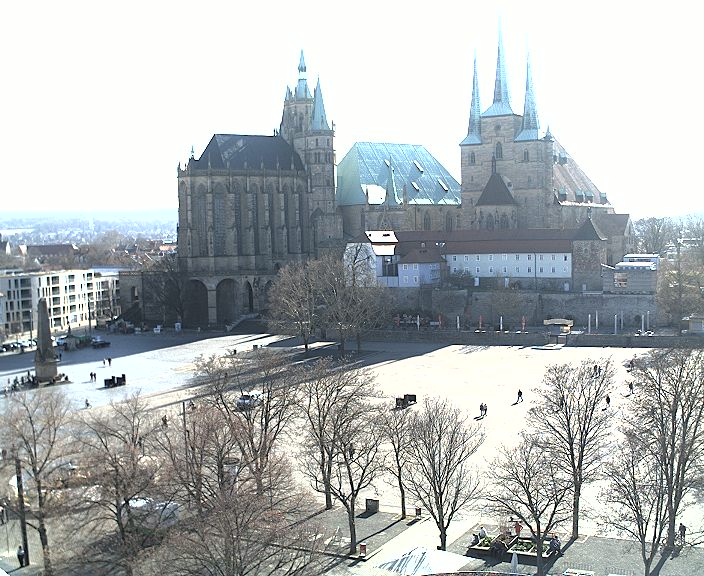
[1,0,700,220]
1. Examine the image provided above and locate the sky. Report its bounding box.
[1,0,701,220]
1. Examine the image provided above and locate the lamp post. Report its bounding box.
[12,446,29,567]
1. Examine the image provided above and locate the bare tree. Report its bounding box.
[379,407,412,519]
[406,397,485,550]
[633,216,679,255]
[1,389,73,576]
[210,349,303,495]
[140,253,188,325]
[156,399,239,515]
[266,260,319,355]
[486,434,572,576]
[626,348,704,547]
[77,393,167,575]
[601,433,668,576]
[530,358,614,539]
[155,456,319,576]
[327,403,386,554]
[299,359,379,510]
[317,250,393,354]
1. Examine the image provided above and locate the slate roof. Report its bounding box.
[395,229,575,254]
[398,247,445,264]
[573,217,607,241]
[551,137,606,205]
[190,135,304,171]
[476,172,517,206]
[336,143,460,207]
[595,213,631,237]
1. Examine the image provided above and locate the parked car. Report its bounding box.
[91,336,111,348]
[236,393,261,410]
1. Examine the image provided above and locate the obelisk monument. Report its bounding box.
[34,298,58,382]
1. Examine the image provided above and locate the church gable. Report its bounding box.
[476,172,517,206]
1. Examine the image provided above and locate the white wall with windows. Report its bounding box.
[0,270,119,338]
[447,252,572,279]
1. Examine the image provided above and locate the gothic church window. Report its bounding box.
[486,214,495,230]
[523,150,529,162]
[423,213,431,231]
[495,143,503,160]
[499,214,509,229]
[212,188,226,256]
[445,213,453,232]
[470,152,476,165]
[193,185,208,257]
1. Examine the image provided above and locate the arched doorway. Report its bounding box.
[184,280,208,328]
[216,279,237,327]
[244,281,254,314]
[261,280,274,315]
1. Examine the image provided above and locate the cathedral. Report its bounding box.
[173,39,633,328]
[175,52,341,327]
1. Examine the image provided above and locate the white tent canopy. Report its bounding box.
[376,546,469,576]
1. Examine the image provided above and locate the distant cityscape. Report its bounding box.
[0,209,177,246]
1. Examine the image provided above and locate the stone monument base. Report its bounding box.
[35,360,59,383]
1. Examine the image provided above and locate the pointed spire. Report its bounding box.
[516,54,540,141]
[482,25,513,117]
[295,50,311,99]
[460,53,482,145]
[311,78,330,131]
[382,160,400,205]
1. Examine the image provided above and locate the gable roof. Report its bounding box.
[336,142,460,206]
[573,217,607,241]
[595,213,631,237]
[190,135,304,171]
[476,172,517,206]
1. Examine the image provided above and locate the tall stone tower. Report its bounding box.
[280,51,341,249]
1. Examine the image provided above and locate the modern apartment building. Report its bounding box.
[0,269,119,339]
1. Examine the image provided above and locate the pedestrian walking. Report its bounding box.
[605,394,611,408]
[17,544,25,567]
[479,403,484,417]
[103,358,106,367]
[483,403,488,417]
[628,381,634,395]
[517,389,523,403]
[679,523,687,545]
[514,520,523,536]
[108,357,112,367]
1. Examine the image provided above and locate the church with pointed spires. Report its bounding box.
[458,31,629,242]
[171,41,635,328]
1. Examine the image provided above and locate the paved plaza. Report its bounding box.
[1,330,702,575]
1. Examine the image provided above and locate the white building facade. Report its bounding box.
[0,269,119,340]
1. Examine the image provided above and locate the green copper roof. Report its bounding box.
[482,27,513,117]
[337,143,460,207]
[460,55,482,146]
[515,56,540,141]
[311,78,330,131]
